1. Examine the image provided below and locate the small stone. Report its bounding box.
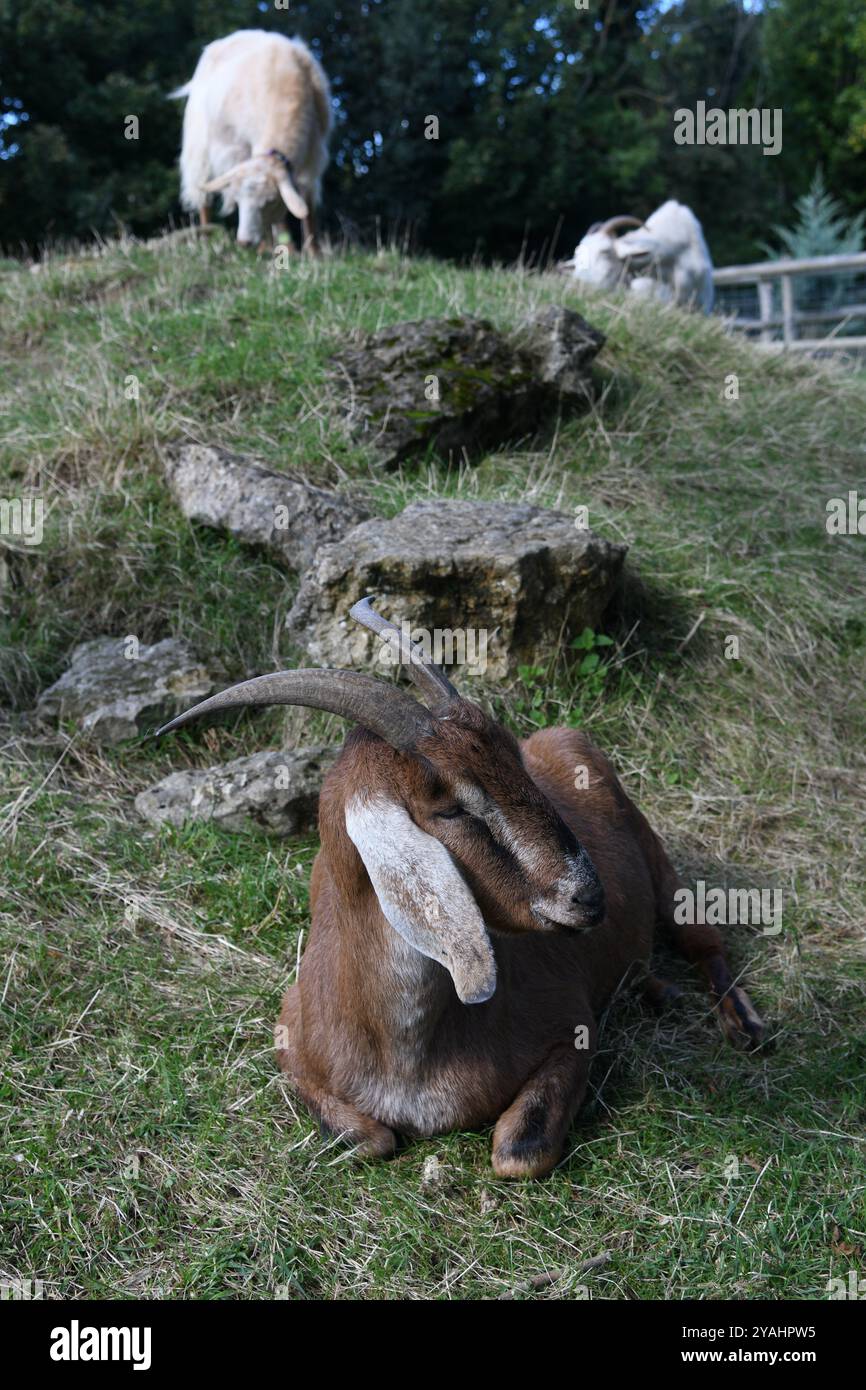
[135,746,335,836]
[36,637,214,745]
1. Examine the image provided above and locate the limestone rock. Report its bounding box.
[332,312,604,468]
[164,444,369,572]
[135,746,335,836]
[36,636,214,744]
[286,499,626,681]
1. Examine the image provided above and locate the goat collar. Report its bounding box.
[267,148,296,176]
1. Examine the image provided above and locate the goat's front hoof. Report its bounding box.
[492,1149,559,1180]
[491,1110,562,1179]
[717,985,765,1050]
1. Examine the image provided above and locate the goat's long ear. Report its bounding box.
[276,173,309,221]
[345,794,496,1005]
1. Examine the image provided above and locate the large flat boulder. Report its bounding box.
[286,500,626,681]
[163,444,369,572]
[36,636,214,744]
[135,746,335,837]
[332,310,604,469]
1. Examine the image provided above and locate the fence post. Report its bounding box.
[758,280,773,343]
[781,275,795,346]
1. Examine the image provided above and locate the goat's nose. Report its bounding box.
[571,884,605,925]
[572,886,603,909]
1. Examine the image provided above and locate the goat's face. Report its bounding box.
[407,703,604,934]
[342,702,604,1006]
[343,695,603,956]
[570,230,621,289]
[201,154,309,246]
[234,174,282,246]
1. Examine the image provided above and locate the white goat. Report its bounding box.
[569,200,714,312]
[172,30,332,252]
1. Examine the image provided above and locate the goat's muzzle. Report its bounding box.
[530,856,606,932]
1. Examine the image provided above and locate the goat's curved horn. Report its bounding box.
[276,173,309,221]
[201,159,259,193]
[349,597,460,714]
[599,215,645,236]
[155,668,435,750]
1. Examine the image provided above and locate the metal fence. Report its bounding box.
[713,252,866,351]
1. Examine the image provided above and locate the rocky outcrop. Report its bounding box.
[286,499,626,681]
[164,444,369,572]
[332,309,604,468]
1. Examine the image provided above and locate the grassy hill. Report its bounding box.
[1,236,864,1300]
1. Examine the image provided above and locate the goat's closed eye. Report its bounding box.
[436,806,467,820]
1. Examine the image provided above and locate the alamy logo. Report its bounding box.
[0,496,43,545]
[826,491,865,535]
[50,1320,152,1371]
[376,621,488,676]
[674,101,782,157]
[674,880,782,935]
[0,1278,43,1299]
[826,1270,866,1299]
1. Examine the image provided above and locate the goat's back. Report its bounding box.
[183,30,330,167]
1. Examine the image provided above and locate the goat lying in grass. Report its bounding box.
[159,600,763,1178]
[568,201,714,313]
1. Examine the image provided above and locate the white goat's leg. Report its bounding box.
[302,200,320,257]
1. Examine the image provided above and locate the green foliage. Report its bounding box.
[1,0,863,263]
[763,169,866,261]
[761,169,866,317]
[761,0,866,207]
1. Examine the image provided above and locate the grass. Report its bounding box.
[1,231,865,1300]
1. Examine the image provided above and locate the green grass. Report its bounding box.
[1,232,865,1299]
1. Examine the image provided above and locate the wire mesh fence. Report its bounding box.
[713,254,866,351]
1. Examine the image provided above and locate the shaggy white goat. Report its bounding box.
[569,200,714,312]
[172,30,331,251]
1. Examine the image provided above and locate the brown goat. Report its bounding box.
[158,600,763,1178]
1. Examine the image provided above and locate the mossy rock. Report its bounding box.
[332,311,603,468]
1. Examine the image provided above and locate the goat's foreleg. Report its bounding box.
[663,915,764,1049]
[491,1037,593,1179]
[275,986,396,1158]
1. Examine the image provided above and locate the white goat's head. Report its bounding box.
[202,151,308,246]
[570,215,655,290]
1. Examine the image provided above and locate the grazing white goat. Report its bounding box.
[569,200,714,312]
[172,30,331,252]
[158,600,763,1178]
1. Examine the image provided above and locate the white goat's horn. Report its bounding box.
[201,159,259,193]
[350,597,460,714]
[599,215,645,236]
[155,668,435,750]
[276,174,309,221]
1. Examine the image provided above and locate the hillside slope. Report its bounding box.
[1,239,864,1300]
